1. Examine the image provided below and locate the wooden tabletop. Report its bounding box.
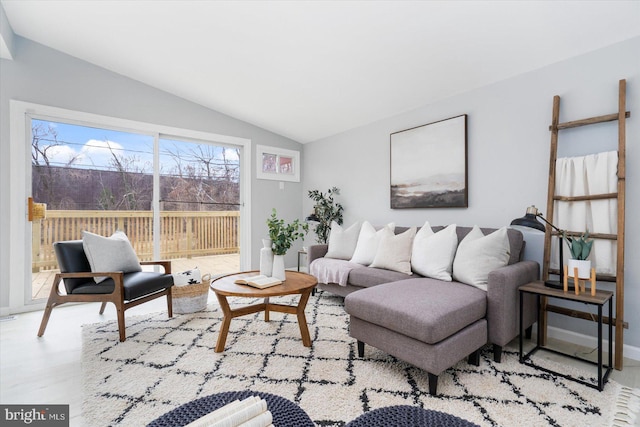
[210,270,317,297]
[519,280,613,305]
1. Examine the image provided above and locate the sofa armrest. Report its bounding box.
[308,244,328,266]
[486,260,539,347]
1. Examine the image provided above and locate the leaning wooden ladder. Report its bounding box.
[541,79,629,370]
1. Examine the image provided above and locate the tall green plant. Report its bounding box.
[308,187,344,244]
[562,230,594,260]
[267,209,308,256]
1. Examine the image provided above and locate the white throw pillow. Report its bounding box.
[411,222,458,281]
[350,221,396,266]
[325,221,361,260]
[452,226,511,290]
[82,230,142,283]
[370,227,417,275]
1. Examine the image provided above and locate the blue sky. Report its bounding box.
[32,119,239,177]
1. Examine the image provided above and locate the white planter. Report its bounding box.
[272,254,286,281]
[567,259,591,279]
[259,239,274,276]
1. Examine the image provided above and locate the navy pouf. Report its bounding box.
[147,390,313,427]
[346,405,480,427]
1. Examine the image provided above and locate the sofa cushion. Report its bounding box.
[411,222,458,281]
[452,226,511,290]
[370,227,416,275]
[325,221,361,260]
[345,278,486,344]
[350,221,395,266]
[348,267,419,288]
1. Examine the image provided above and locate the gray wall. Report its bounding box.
[0,36,304,311]
[303,37,640,349]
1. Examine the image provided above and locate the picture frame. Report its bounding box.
[256,145,300,182]
[390,114,467,208]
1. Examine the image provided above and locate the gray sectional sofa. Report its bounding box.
[308,225,539,395]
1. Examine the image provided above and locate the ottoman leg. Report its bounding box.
[468,349,480,366]
[493,344,502,363]
[428,373,438,395]
[357,340,365,357]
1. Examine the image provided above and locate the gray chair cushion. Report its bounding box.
[345,278,486,344]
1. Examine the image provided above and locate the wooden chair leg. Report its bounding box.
[99,302,107,314]
[37,276,62,337]
[37,301,55,337]
[115,301,126,342]
[166,288,173,318]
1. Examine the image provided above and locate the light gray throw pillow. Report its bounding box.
[82,230,142,283]
[452,226,510,290]
[370,226,416,275]
[325,221,361,260]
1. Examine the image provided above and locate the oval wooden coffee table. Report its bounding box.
[210,270,317,352]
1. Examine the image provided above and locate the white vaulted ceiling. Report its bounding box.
[2,0,639,143]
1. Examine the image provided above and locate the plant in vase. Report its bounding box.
[307,187,344,244]
[267,209,308,280]
[562,230,594,279]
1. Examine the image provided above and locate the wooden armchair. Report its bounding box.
[37,240,174,341]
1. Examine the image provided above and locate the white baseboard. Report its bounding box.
[547,325,640,362]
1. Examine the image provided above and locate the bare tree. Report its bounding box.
[96,143,152,210]
[31,122,79,209]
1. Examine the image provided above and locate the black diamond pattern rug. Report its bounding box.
[82,292,634,426]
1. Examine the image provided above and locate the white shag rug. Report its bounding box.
[82,293,638,426]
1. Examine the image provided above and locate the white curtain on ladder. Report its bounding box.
[551,150,618,275]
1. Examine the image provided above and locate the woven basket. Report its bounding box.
[173,273,211,314]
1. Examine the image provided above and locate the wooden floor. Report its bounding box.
[1,290,639,426]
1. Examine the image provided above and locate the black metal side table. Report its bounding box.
[519,280,613,391]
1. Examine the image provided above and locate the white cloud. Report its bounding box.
[44,144,78,165]
[79,139,126,167]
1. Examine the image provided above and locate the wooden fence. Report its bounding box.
[32,210,240,271]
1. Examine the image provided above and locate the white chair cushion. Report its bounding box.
[82,230,142,283]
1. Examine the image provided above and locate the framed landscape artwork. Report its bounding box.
[256,145,300,182]
[390,114,468,208]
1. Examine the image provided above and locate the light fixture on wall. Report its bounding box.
[511,205,569,290]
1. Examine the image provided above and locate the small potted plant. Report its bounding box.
[267,209,308,280]
[563,230,594,279]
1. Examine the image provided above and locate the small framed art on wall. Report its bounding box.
[256,145,300,182]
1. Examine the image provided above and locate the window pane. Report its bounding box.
[158,138,240,275]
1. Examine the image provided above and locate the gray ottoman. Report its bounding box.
[345,278,487,395]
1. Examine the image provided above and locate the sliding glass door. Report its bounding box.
[28,119,242,304]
